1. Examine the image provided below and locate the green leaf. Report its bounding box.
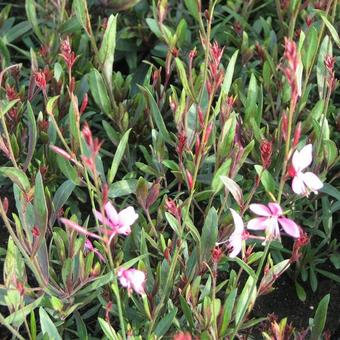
[220,176,244,207]
[254,165,276,196]
[316,35,332,99]
[0,99,20,118]
[34,171,48,237]
[109,179,137,198]
[215,50,239,115]
[179,295,194,330]
[295,281,306,302]
[98,14,117,93]
[310,294,330,340]
[49,180,75,226]
[72,0,89,34]
[200,208,218,262]
[245,73,258,126]
[75,312,88,340]
[175,58,194,99]
[138,86,171,144]
[25,0,43,42]
[108,129,131,184]
[88,69,111,115]
[98,318,116,340]
[211,159,232,193]
[303,26,318,72]
[56,154,79,185]
[235,276,256,324]
[154,307,178,337]
[319,13,340,47]
[23,102,37,171]
[3,21,31,44]
[0,167,30,192]
[184,0,200,22]
[220,288,237,336]
[39,307,62,340]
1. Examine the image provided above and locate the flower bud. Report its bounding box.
[292,121,301,147]
[186,169,193,191]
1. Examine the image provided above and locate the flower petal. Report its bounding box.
[278,217,300,238]
[247,217,268,230]
[105,202,118,224]
[293,144,312,172]
[292,175,307,195]
[268,203,283,216]
[302,172,323,192]
[60,218,101,240]
[94,210,114,229]
[117,206,138,227]
[230,208,244,233]
[249,204,271,216]
[228,234,242,258]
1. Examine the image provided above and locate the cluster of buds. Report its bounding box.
[282,38,300,105]
[34,71,47,96]
[176,130,187,164]
[220,96,236,125]
[207,41,225,95]
[260,139,273,169]
[212,246,223,263]
[82,123,103,172]
[165,198,181,221]
[324,55,337,93]
[79,93,88,115]
[290,231,309,263]
[60,37,77,71]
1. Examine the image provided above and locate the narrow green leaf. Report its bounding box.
[138,86,171,143]
[108,129,131,184]
[23,102,37,171]
[200,208,218,262]
[310,294,330,340]
[39,307,62,340]
[25,0,43,42]
[0,167,30,192]
[88,69,111,115]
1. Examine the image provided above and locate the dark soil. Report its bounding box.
[253,275,340,338]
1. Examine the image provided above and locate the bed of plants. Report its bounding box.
[0,0,339,338]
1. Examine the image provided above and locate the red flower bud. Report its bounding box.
[292,121,301,147]
[80,93,88,115]
[197,107,204,128]
[2,197,8,214]
[32,226,40,238]
[186,169,193,191]
[281,113,288,141]
[212,247,223,263]
[260,139,273,169]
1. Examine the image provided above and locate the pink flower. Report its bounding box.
[290,144,323,196]
[216,209,247,258]
[228,209,245,257]
[247,203,300,241]
[117,268,146,295]
[94,202,138,240]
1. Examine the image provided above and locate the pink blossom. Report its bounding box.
[94,202,138,240]
[290,144,323,196]
[117,268,146,295]
[247,203,300,241]
[216,209,247,258]
[228,209,245,257]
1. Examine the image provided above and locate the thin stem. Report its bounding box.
[230,241,271,339]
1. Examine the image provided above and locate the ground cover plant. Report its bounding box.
[0,0,339,338]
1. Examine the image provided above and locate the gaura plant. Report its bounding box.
[0,0,339,338]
